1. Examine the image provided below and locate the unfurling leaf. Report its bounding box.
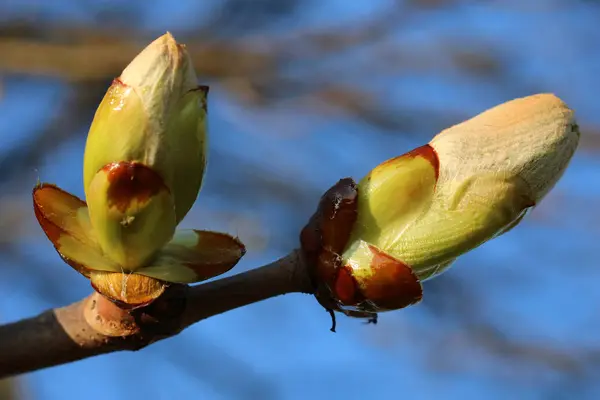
[136,230,246,284]
[33,183,119,277]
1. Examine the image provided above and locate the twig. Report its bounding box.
[0,250,311,378]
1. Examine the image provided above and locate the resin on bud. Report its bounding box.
[33,33,244,308]
[301,94,580,328]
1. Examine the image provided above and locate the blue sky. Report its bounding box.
[1,1,599,399]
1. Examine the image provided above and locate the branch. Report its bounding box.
[0,250,311,379]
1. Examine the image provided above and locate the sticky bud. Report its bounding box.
[301,93,580,327]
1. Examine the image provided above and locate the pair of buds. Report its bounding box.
[33,34,580,327]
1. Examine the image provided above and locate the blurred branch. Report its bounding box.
[157,336,281,399]
[0,11,457,132]
[0,378,16,400]
[578,125,600,153]
[0,250,311,379]
[0,82,106,187]
[0,36,275,82]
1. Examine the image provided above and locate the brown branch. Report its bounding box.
[0,37,275,82]
[0,250,312,379]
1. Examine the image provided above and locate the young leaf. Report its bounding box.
[136,230,246,283]
[32,183,120,276]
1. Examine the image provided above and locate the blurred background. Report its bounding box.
[0,0,599,399]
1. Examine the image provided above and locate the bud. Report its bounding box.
[83,32,208,267]
[33,33,244,308]
[301,94,580,326]
[90,271,167,309]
